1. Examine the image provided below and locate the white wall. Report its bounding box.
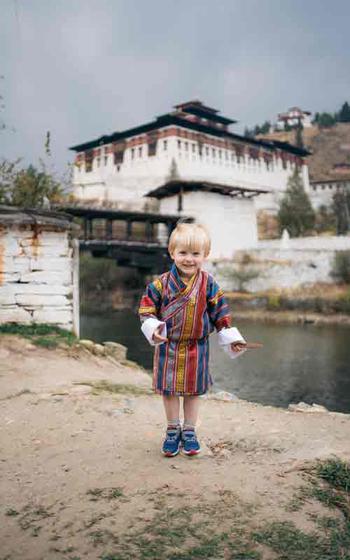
[159,191,258,259]
[211,235,350,291]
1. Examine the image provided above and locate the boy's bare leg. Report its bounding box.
[183,395,200,429]
[162,395,180,426]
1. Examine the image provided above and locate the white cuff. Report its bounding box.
[141,317,167,346]
[218,327,247,360]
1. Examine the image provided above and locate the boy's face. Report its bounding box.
[170,245,206,279]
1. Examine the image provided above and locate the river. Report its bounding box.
[81,311,350,414]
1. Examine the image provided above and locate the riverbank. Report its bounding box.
[1,333,350,559]
[226,283,350,326]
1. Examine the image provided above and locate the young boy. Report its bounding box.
[138,223,246,457]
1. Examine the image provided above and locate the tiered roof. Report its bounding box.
[70,100,309,156]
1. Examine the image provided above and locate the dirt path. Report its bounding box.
[1,335,350,560]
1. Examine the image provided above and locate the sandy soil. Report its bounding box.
[1,335,350,560]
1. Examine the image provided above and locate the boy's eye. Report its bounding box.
[193,252,200,256]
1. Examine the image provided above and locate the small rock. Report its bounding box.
[91,343,106,356]
[103,341,127,361]
[79,339,95,349]
[288,401,329,413]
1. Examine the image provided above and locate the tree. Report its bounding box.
[10,164,63,208]
[338,102,350,123]
[277,168,315,237]
[332,189,350,235]
[294,118,304,149]
[244,127,255,138]
[260,121,271,134]
[316,112,336,128]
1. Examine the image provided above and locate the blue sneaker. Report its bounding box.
[162,427,181,457]
[181,430,201,456]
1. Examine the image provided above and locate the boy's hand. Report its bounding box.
[152,325,168,344]
[230,340,247,353]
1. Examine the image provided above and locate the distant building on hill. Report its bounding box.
[276,107,312,130]
[69,100,310,214]
[309,179,350,209]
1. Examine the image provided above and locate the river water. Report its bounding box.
[81,311,350,414]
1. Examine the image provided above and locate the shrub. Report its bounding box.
[331,251,350,284]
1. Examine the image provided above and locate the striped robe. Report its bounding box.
[138,264,231,396]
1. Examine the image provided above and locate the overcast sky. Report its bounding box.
[1,0,350,174]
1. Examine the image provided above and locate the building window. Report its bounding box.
[148,141,157,156]
[184,142,189,151]
[212,148,216,158]
[138,146,143,157]
[163,140,167,151]
[192,143,196,153]
[131,148,135,160]
[85,150,93,173]
[205,146,209,156]
[218,150,222,159]
[96,157,100,168]
[104,156,108,166]
[177,139,181,149]
[114,151,124,165]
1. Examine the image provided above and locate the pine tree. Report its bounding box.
[332,189,350,234]
[338,102,350,123]
[294,118,304,149]
[278,169,315,237]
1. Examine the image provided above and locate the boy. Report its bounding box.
[139,223,246,457]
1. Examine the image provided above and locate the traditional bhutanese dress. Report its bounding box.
[138,264,245,396]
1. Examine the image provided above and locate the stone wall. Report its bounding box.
[208,235,350,292]
[0,206,79,334]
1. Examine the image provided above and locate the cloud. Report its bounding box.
[1,0,350,173]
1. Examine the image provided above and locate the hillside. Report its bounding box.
[259,123,350,182]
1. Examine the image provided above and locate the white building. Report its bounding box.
[309,178,350,209]
[276,107,312,130]
[146,181,266,259]
[70,100,310,214]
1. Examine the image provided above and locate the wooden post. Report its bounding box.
[126,220,132,240]
[83,219,88,240]
[88,219,93,240]
[145,220,153,241]
[72,239,80,338]
[106,219,113,240]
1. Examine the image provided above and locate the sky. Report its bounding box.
[1,0,350,175]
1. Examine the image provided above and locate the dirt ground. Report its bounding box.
[1,335,350,560]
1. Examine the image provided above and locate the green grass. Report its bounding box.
[86,487,126,502]
[0,323,78,348]
[79,380,152,396]
[255,457,350,559]
[95,492,262,560]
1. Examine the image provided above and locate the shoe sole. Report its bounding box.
[162,448,180,457]
[181,448,201,456]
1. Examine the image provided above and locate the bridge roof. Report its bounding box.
[54,205,182,223]
[145,180,269,199]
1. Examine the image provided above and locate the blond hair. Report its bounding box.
[168,223,211,257]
